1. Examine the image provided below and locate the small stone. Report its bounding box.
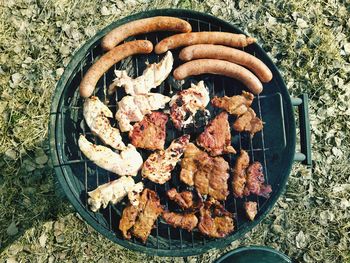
[296,18,308,28]
[11,73,22,86]
[344,43,350,55]
[39,233,48,247]
[101,6,109,16]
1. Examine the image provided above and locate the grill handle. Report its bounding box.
[291,94,312,166]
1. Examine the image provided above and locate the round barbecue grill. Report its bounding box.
[49,9,311,257]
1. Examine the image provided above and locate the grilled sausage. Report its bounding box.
[101,16,192,50]
[179,44,272,83]
[173,59,263,95]
[155,32,256,54]
[79,40,153,98]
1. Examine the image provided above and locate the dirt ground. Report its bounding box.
[0,0,349,262]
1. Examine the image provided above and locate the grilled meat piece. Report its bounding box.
[119,189,163,242]
[167,188,203,210]
[170,81,210,129]
[196,112,236,156]
[83,96,125,150]
[211,91,254,116]
[115,93,170,132]
[180,143,230,201]
[129,112,168,150]
[142,135,190,184]
[78,135,143,176]
[244,162,272,198]
[109,51,173,95]
[232,150,250,198]
[244,201,258,221]
[162,211,198,231]
[198,198,234,238]
[233,108,263,135]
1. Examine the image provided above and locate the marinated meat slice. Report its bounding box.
[243,162,272,198]
[198,199,234,238]
[170,81,210,129]
[167,188,203,210]
[119,189,162,243]
[119,188,149,239]
[129,112,168,150]
[232,150,250,198]
[211,91,254,116]
[162,211,198,231]
[244,201,258,221]
[142,135,190,184]
[233,108,263,135]
[196,112,236,156]
[180,143,230,201]
[115,93,170,132]
[109,51,173,95]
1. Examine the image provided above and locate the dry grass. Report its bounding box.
[0,0,349,262]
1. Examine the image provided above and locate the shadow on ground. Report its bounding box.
[0,139,72,253]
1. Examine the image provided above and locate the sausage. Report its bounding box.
[155,32,256,54]
[79,40,153,98]
[179,44,272,83]
[101,16,192,51]
[173,59,263,95]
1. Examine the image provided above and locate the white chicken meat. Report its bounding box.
[78,135,143,176]
[109,51,173,95]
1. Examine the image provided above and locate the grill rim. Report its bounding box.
[49,8,296,257]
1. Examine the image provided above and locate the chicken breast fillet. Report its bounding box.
[169,81,210,129]
[88,177,143,212]
[83,96,125,150]
[116,93,171,132]
[142,135,190,184]
[109,51,173,95]
[78,135,143,176]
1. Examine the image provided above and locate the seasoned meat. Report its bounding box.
[170,81,210,129]
[244,162,272,198]
[180,143,230,201]
[109,51,173,95]
[233,108,263,135]
[167,188,203,210]
[78,135,143,176]
[196,112,236,156]
[115,93,170,132]
[129,112,168,150]
[211,91,254,116]
[119,189,163,242]
[232,150,250,198]
[244,201,258,221]
[88,177,143,212]
[83,96,125,150]
[198,199,234,238]
[142,135,190,184]
[162,211,198,231]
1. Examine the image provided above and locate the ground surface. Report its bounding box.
[0,0,349,262]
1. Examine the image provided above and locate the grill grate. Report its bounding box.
[53,13,288,253]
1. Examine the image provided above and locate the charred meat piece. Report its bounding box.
[233,108,263,135]
[244,162,272,198]
[167,188,203,210]
[162,211,198,231]
[244,201,258,221]
[119,189,163,243]
[232,150,250,198]
[196,112,236,156]
[170,81,210,130]
[211,91,254,116]
[198,198,234,238]
[142,135,190,184]
[180,143,230,201]
[129,112,168,150]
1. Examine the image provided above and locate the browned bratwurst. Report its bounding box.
[155,32,256,54]
[173,59,263,95]
[101,16,192,50]
[79,40,153,98]
[179,44,272,83]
